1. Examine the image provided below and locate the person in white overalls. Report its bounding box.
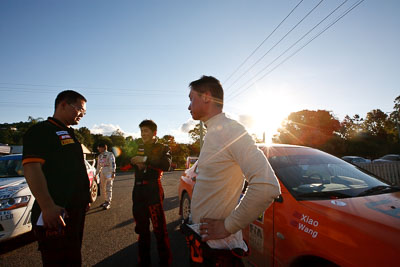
[96,143,116,210]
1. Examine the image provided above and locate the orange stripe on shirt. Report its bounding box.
[22,158,45,165]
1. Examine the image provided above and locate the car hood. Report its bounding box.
[301,192,400,231]
[0,177,28,198]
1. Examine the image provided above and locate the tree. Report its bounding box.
[339,114,363,140]
[273,110,341,148]
[188,123,206,145]
[187,123,206,157]
[75,127,93,148]
[362,109,387,137]
[108,129,125,148]
[159,135,176,146]
[92,135,113,152]
[389,95,400,143]
[390,95,400,123]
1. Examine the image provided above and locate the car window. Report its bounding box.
[0,157,24,178]
[268,150,392,200]
[382,155,400,161]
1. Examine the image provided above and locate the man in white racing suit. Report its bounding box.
[96,143,116,210]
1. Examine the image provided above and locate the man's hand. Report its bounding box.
[199,218,231,241]
[130,156,146,170]
[41,204,66,230]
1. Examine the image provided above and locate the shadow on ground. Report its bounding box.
[94,218,189,267]
[0,231,36,255]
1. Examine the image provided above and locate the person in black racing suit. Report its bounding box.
[131,119,172,267]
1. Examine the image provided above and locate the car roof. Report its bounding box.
[257,143,306,149]
[0,154,22,160]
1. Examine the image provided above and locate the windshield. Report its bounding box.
[267,147,398,200]
[0,157,24,178]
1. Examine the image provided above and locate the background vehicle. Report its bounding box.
[185,156,198,169]
[0,155,99,241]
[86,159,99,202]
[373,154,400,163]
[178,144,400,266]
[178,160,197,220]
[0,154,33,241]
[341,155,371,164]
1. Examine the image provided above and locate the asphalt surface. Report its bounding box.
[0,171,190,266]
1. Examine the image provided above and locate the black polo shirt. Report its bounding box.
[23,117,90,224]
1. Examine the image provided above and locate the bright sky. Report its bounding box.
[1,0,399,143]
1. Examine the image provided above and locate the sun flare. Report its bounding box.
[236,90,294,143]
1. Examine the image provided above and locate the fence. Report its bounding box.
[356,162,400,186]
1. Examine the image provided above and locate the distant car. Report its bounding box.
[0,154,98,242]
[178,160,198,220]
[178,144,400,266]
[85,159,99,203]
[373,154,400,163]
[185,156,198,169]
[341,156,371,164]
[0,154,33,241]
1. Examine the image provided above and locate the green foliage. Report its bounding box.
[273,95,400,159]
[273,110,341,148]
[189,123,207,145]
[0,117,42,145]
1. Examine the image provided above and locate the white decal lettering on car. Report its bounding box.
[298,222,318,238]
[301,214,319,227]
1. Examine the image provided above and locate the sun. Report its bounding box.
[233,89,294,143]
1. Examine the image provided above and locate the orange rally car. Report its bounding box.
[178,144,400,266]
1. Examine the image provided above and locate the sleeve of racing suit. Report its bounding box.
[109,152,116,173]
[147,144,171,172]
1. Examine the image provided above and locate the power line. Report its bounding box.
[0,102,177,110]
[0,87,182,97]
[227,0,365,101]
[225,0,324,94]
[0,82,180,93]
[222,0,304,85]
[227,0,350,100]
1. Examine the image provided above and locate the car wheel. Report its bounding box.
[90,181,98,203]
[181,192,191,221]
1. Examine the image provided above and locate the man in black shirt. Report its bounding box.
[131,119,172,266]
[23,90,90,266]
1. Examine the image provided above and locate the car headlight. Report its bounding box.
[0,196,31,211]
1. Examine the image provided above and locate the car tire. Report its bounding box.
[181,192,191,221]
[90,181,98,203]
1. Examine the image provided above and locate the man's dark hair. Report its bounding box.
[189,75,224,107]
[97,143,107,148]
[55,90,87,110]
[139,119,157,132]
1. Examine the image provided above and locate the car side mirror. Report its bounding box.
[275,195,283,203]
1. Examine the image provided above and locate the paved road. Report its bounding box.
[0,171,190,266]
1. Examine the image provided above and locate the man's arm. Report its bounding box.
[110,153,116,178]
[224,132,281,234]
[200,127,281,241]
[23,163,66,229]
[147,145,171,172]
